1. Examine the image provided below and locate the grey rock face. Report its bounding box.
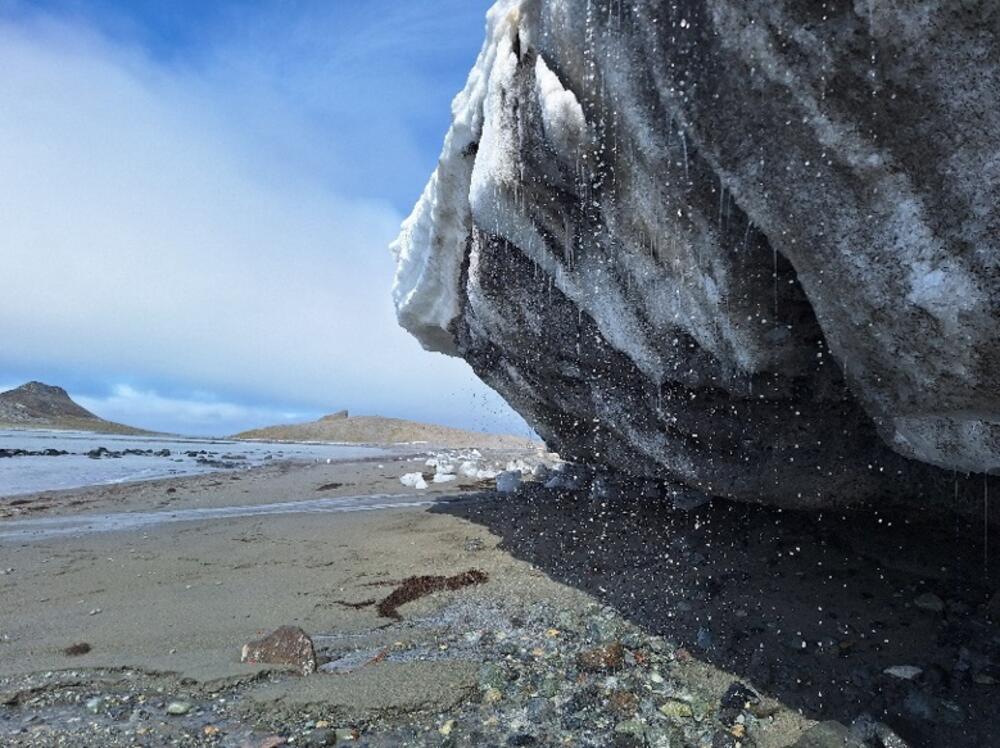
[392,1,1000,512]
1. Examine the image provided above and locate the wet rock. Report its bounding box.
[576,641,625,672]
[884,665,923,681]
[507,734,537,746]
[913,592,945,613]
[307,729,337,747]
[790,721,865,748]
[241,625,317,675]
[718,682,759,725]
[612,720,648,748]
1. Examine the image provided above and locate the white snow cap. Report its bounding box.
[389,0,524,354]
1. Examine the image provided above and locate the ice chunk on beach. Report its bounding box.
[400,472,428,490]
[496,470,522,494]
[433,473,457,484]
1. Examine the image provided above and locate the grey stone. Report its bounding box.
[791,722,865,748]
[165,701,191,716]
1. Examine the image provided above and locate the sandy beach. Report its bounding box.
[1,449,997,747]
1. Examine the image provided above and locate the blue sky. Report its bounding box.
[0,0,530,436]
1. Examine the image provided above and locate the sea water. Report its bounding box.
[0,429,387,498]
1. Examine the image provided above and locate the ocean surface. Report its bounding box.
[0,429,387,498]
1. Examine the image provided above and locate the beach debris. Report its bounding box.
[316,482,344,492]
[377,570,488,620]
[62,642,91,656]
[400,472,428,489]
[337,570,490,621]
[241,626,317,675]
[495,470,522,494]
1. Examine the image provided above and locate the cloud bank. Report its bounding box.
[0,3,529,436]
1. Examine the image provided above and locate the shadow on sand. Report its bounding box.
[433,485,999,747]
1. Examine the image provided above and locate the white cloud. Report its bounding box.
[0,11,531,437]
[74,385,311,436]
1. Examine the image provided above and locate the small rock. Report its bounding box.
[884,665,923,681]
[608,690,639,717]
[791,721,865,748]
[483,687,503,704]
[307,728,336,746]
[719,682,759,725]
[696,627,715,651]
[507,734,537,746]
[166,701,191,716]
[613,720,648,748]
[576,641,625,672]
[913,593,945,613]
[241,626,316,675]
[85,697,104,714]
[659,698,694,719]
[439,719,456,736]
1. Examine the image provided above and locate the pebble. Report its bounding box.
[307,728,336,746]
[659,698,694,719]
[84,696,104,713]
[439,719,456,736]
[166,701,191,715]
[576,641,625,672]
[884,665,923,681]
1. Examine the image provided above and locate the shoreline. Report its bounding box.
[1,448,997,747]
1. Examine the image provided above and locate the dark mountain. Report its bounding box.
[0,382,150,434]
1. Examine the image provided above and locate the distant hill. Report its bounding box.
[232,410,538,450]
[0,382,151,435]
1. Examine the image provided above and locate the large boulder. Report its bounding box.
[391,0,1000,513]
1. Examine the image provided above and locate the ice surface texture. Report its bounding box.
[392,0,1000,512]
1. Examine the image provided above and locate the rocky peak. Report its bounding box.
[0,381,98,421]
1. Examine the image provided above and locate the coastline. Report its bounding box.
[1,449,997,746]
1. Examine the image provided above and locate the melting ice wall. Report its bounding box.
[391,0,1000,513]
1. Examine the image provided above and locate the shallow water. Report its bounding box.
[0,493,447,541]
[0,430,387,497]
